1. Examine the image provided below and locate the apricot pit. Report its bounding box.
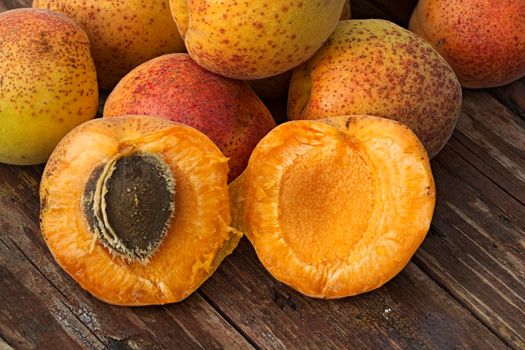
[83,153,175,262]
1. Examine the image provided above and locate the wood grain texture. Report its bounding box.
[413,90,525,348]
[200,239,505,350]
[489,78,525,120]
[0,0,29,11]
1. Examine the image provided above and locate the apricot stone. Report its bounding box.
[169,0,346,79]
[288,19,462,158]
[409,0,525,88]
[33,0,185,89]
[104,54,276,182]
[0,9,98,165]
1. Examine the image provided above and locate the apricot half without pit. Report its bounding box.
[230,116,436,298]
[40,115,241,305]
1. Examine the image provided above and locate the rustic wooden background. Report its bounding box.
[1,0,524,349]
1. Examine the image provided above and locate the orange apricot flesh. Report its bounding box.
[40,115,241,305]
[230,116,435,298]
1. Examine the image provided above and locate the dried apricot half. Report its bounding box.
[230,116,436,298]
[40,115,241,305]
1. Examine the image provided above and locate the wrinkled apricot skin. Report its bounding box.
[0,9,98,165]
[288,20,462,158]
[33,0,185,89]
[40,116,241,306]
[104,54,276,182]
[409,0,525,88]
[231,116,435,298]
[169,0,346,79]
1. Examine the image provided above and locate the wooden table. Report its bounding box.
[1,1,524,349]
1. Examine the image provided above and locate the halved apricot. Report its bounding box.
[40,115,241,305]
[230,116,435,298]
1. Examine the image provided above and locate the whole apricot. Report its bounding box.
[248,1,352,99]
[169,0,346,79]
[288,19,462,158]
[104,54,276,182]
[0,9,98,165]
[410,0,525,88]
[33,0,185,89]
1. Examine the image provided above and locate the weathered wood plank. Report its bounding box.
[0,165,252,350]
[0,0,30,11]
[200,239,505,349]
[413,91,525,349]
[489,78,525,120]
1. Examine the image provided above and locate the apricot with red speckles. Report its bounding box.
[104,54,276,182]
[288,20,462,158]
[248,1,352,99]
[0,8,98,165]
[33,0,185,89]
[409,0,525,88]
[169,0,346,80]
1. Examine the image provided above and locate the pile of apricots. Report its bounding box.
[1,0,523,305]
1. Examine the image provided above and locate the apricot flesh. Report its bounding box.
[33,0,185,89]
[230,116,435,298]
[409,0,525,88]
[104,54,276,182]
[0,9,98,165]
[288,19,462,158]
[40,115,241,305]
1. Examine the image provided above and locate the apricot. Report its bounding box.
[169,0,346,79]
[409,0,525,88]
[288,19,462,158]
[33,0,185,89]
[40,115,241,305]
[247,1,352,99]
[104,54,276,182]
[230,116,435,298]
[0,9,98,165]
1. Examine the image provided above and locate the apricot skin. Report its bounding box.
[247,1,351,99]
[104,54,276,182]
[288,19,462,158]
[169,0,346,79]
[33,0,185,89]
[0,9,98,165]
[410,0,525,88]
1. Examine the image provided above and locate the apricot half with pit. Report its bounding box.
[230,116,435,298]
[40,115,241,305]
